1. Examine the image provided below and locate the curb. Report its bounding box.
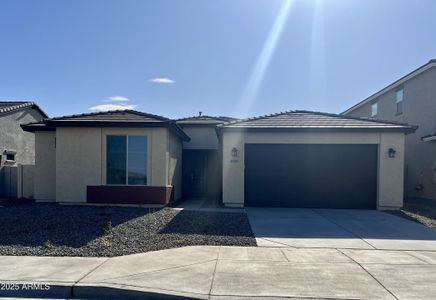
[0,282,207,299]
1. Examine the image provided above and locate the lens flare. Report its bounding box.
[309,0,326,108]
[235,0,294,117]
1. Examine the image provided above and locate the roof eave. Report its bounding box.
[21,123,53,132]
[422,134,436,142]
[220,127,417,134]
[22,120,191,141]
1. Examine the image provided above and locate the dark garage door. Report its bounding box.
[245,144,377,209]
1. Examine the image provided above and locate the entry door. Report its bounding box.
[244,144,378,209]
[183,150,207,197]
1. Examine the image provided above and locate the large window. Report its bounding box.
[396,89,403,114]
[106,135,147,185]
[371,102,378,117]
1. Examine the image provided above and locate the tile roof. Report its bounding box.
[0,101,48,118]
[219,110,417,133]
[21,110,190,141]
[48,110,170,123]
[176,115,237,125]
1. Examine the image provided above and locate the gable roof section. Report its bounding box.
[342,59,436,115]
[0,101,48,118]
[21,110,190,141]
[176,115,237,125]
[219,110,417,133]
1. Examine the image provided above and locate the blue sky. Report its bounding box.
[1,0,435,119]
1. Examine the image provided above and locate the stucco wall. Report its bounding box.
[378,133,405,209]
[0,108,45,166]
[346,67,436,200]
[0,108,45,196]
[34,131,56,201]
[56,127,103,202]
[181,126,219,150]
[168,131,183,201]
[222,131,406,209]
[33,126,177,203]
[55,127,173,203]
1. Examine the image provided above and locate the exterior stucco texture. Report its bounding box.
[34,127,183,203]
[346,66,436,201]
[0,108,45,197]
[222,131,406,210]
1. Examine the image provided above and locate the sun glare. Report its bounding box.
[235,0,294,118]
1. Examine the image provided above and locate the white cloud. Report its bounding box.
[149,77,175,84]
[105,96,130,102]
[89,104,137,112]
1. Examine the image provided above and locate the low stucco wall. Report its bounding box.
[222,131,406,209]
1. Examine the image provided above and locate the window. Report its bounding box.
[106,135,147,185]
[371,102,378,117]
[396,89,403,114]
[6,153,15,161]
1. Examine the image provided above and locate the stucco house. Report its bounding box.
[22,109,416,210]
[22,111,189,204]
[0,101,48,197]
[343,59,436,201]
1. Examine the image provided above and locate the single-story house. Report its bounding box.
[22,109,416,210]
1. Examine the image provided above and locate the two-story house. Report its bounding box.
[0,101,48,197]
[343,59,436,202]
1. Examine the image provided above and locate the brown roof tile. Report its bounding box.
[219,110,417,133]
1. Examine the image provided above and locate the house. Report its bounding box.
[343,59,436,201]
[22,109,416,210]
[22,110,189,204]
[0,101,48,197]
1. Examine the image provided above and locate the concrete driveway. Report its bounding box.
[246,207,436,250]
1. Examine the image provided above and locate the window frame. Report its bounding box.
[371,102,378,118]
[105,134,148,186]
[5,152,16,162]
[395,88,404,115]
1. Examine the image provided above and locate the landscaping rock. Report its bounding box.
[0,204,255,257]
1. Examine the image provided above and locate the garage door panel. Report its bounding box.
[245,144,377,209]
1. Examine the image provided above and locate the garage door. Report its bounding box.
[244,144,377,209]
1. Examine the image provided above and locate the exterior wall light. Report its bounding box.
[388,148,396,158]
[231,147,238,157]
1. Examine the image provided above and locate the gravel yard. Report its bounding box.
[0,203,255,257]
[388,198,436,229]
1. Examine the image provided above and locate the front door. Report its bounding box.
[183,150,207,197]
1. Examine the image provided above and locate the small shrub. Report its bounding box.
[103,220,113,235]
[100,238,112,248]
[43,240,54,249]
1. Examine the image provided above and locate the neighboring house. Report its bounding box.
[23,109,415,210]
[0,101,48,197]
[343,59,436,201]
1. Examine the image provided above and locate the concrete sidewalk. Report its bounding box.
[1,246,436,299]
